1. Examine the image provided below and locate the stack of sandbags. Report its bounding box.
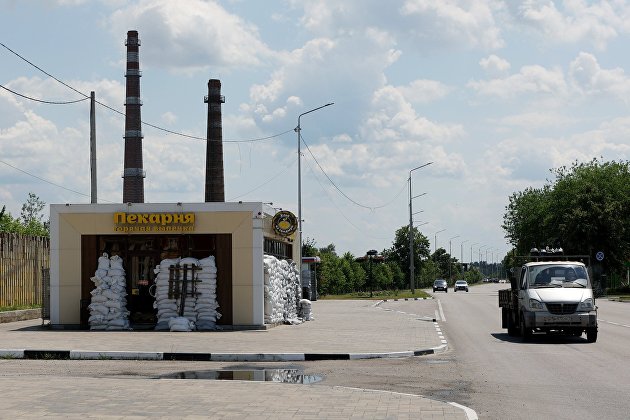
[153,258,180,331]
[152,256,221,331]
[298,299,313,321]
[88,253,130,330]
[168,316,194,332]
[195,255,221,331]
[263,255,302,324]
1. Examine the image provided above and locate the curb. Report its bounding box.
[0,309,41,324]
[0,344,448,362]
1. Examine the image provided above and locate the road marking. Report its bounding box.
[437,299,446,322]
[435,309,440,321]
[449,401,479,420]
[599,318,630,328]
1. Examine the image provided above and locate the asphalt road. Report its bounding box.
[1,284,628,419]
[428,283,630,419]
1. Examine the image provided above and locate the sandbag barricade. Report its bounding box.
[263,255,305,325]
[88,253,130,330]
[152,256,221,331]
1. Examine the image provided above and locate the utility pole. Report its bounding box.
[408,162,432,294]
[90,91,97,203]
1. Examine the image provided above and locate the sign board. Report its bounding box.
[113,212,195,232]
[596,251,605,262]
[272,211,298,236]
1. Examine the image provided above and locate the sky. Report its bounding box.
[1,0,630,262]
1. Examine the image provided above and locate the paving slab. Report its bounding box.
[0,299,477,419]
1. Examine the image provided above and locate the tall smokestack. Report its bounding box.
[204,79,225,202]
[122,30,145,203]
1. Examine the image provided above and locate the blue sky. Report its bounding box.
[2,0,630,261]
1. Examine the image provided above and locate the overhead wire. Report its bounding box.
[0,159,115,203]
[300,133,409,211]
[228,159,297,201]
[0,84,89,105]
[301,153,391,240]
[0,41,292,144]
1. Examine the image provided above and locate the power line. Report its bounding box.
[302,155,391,240]
[300,133,408,210]
[1,41,292,144]
[0,84,88,105]
[228,159,297,201]
[0,159,115,203]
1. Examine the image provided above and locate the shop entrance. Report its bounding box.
[81,233,233,329]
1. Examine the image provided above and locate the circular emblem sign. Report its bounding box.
[596,251,605,261]
[272,211,298,236]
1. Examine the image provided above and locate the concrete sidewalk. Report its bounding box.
[0,299,446,361]
[0,299,476,419]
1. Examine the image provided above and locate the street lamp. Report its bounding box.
[470,242,479,264]
[295,103,334,269]
[408,162,433,294]
[460,239,469,269]
[434,229,446,253]
[448,235,460,281]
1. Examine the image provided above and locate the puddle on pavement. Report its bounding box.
[159,369,323,384]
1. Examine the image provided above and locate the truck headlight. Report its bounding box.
[578,298,594,311]
[529,299,545,310]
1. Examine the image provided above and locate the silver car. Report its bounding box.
[454,280,469,292]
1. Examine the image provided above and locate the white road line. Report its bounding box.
[449,401,479,420]
[437,299,446,322]
[599,319,630,328]
[435,309,440,321]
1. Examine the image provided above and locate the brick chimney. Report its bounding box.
[122,30,145,203]
[204,79,225,202]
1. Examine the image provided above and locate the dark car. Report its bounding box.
[433,279,448,293]
[454,280,469,292]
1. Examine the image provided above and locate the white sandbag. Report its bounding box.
[109,255,124,269]
[97,253,110,270]
[107,268,125,277]
[88,303,109,315]
[90,295,108,304]
[180,257,199,266]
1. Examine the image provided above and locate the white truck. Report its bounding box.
[499,252,598,342]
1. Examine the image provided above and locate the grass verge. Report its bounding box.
[319,289,431,300]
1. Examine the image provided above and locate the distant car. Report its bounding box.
[454,280,469,292]
[433,279,448,293]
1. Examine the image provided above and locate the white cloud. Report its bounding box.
[468,64,567,98]
[400,0,505,49]
[397,79,452,104]
[515,0,629,50]
[569,51,630,98]
[479,54,511,76]
[161,111,177,125]
[107,0,275,71]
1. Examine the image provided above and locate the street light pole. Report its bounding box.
[470,242,478,264]
[460,239,469,270]
[434,229,446,253]
[408,162,432,294]
[295,103,333,270]
[448,235,460,281]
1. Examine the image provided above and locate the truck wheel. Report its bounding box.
[520,316,531,342]
[586,328,598,343]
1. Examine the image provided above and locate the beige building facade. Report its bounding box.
[49,202,298,329]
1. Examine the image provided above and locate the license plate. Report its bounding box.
[546,315,570,323]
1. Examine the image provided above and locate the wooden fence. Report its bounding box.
[0,233,49,308]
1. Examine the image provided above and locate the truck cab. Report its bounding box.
[500,257,598,342]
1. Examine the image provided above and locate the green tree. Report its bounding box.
[503,158,630,275]
[383,226,431,290]
[0,194,49,237]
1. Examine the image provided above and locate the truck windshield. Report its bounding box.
[528,264,589,288]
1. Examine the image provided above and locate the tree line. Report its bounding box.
[502,158,630,286]
[0,193,49,237]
